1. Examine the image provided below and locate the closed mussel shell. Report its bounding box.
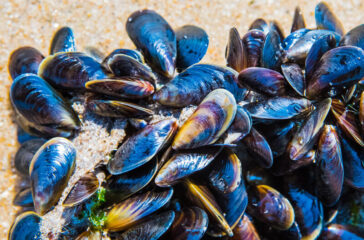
[238,67,286,96]
[315,2,344,35]
[165,207,209,240]
[315,125,344,207]
[84,46,106,63]
[86,99,154,118]
[103,48,145,64]
[320,224,364,239]
[14,139,46,176]
[10,74,80,138]
[339,24,364,49]
[222,106,252,144]
[249,18,269,35]
[8,46,44,80]
[8,211,41,240]
[242,30,266,68]
[226,27,245,72]
[247,185,295,231]
[261,29,284,71]
[126,9,176,78]
[291,6,306,33]
[306,46,364,98]
[172,89,237,150]
[104,188,173,232]
[176,25,209,71]
[30,137,76,215]
[155,146,222,187]
[108,118,177,175]
[49,26,76,54]
[231,214,261,240]
[38,52,108,90]
[13,188,34,208]
[288,98,331,161]
[282,28,311,50]
[360,91,364,130]
[281,63,306,97]
[154,64,245,107]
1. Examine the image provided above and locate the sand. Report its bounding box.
[1,0,363,238]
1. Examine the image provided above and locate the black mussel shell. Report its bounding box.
[291,6,306,33]
[269,20,285,41]
[340,24,364,49]
[8,211,41,240]
[320,224,364,239]
[8,46,44,80]
[103,48,144,64]
[282,28,310,50]
[249,18,269,35]
[261,29,284,71]
[242,30,266,68]
[281,63,306,96]
[13,188,34,207]
[271,150,315,176]
[222,106,252,144]
[126,9,176,78]
[360,91,364,131]
[176,25,209,71]
[49,26,76,54]
[315,2,344,35]
[226,27,245,72]
[84,46,106,63]
[14,139,46,176]
[231,214,261,240]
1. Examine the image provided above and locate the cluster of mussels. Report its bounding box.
[7,2,364,240]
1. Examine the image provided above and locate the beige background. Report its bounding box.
[0,0,363,238]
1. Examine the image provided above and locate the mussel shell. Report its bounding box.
[14,139,46,176]
[315,2,344,35]
[231,214,261,240]
[104,188,173,232]
[155,146,222,187]
[38,52,108,89]
[10,74,80,138]
[50,26,76,54]
[281,63,306,96]
[282,28,311,50]
[249,18,269,35]
[271,150,315,176]
[85,78,155,99]
[261,29,284,71]
[84,46,106,63]
[222,106,252,144]
[30,137,76,215]
[108,118,177,175]
[8,211,41,240]
[13,188,34,207]
[237,67,286,96]
[153,64,245,107]
[172,89,237,150]
[117,210,175,240]
[242,127,273,169]
[339,24,364,49]
[291,6,306,33]
[8,46,44,80]
[105,159,158,203]
[270,20,285,41]
[176,25,209,71]
[166,207,209,240]
[247,185,295,230]
[320,224,364,239]
[102,54,156,84]
[244,97,312,120]
[126,9,176,78]
[103,48,144,64]
[86,99,154,118]
[360,91,364,130]
[315,125,344,207]
[128,118,148,130]
[288,98,331,161]
[242,30,266,68]
[226,27,245,72]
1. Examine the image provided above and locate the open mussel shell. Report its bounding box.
[231,214,261,240]
[249,18,269,35]
[315,2,344,35]
[8,46,44,80]
[175,25,209,71]
[242,30,265,68]
[331,99,364,147]
[172,89,237,150]
[247,185,295,231]
[242,127,273,168]
[14,139,46,176]
[288,98,331,161]
[281,63,306,97]
[155,146,222,187]
[238,67,286,96]
[50,26,76,54]
[291,6,306,33]
[306,46,364,99]
[108,118,177,175]
[86,99,154,118]
[103,48,144,64]
[165,207,209,240]
[222,106,252,144]
[104,188,173,232]
[63,171,100,207]
[38,52,108,90]
[30,137,76,215]
[126,9,176,78]
[339,24,364,49]
[102,53,156,84]
[320,224,364,239]
[8,211,41,240]
[153,64,245,107]
[105,158,158,203]
[261,29,284,71]
[10,74,80,138]
[117,210,175,240]
[13,188,34,207]
[244,97,312,120]
[226,27,245,72]
[85,78,155,99]
[315,125,344,207]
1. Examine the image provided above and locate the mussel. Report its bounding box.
[8,211,41,240]
[14,139,46,176]
[339,24,364,49]
[50,26,77,54]
[291,6,306,33]
[242,30,265,68]
[226,27,245,72]
[315,2,344,35]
